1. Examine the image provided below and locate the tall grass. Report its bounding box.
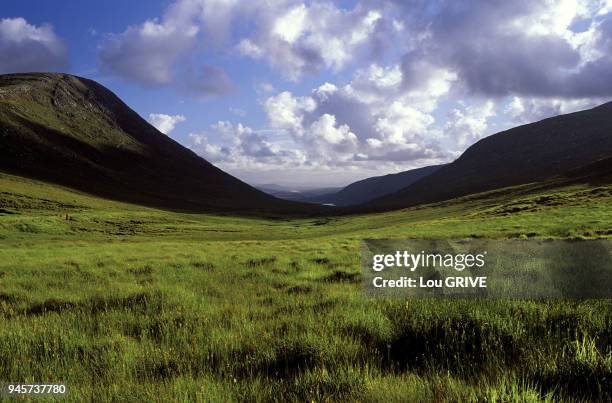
[1,173,611,401]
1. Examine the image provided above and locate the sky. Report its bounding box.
[1,0,612,188]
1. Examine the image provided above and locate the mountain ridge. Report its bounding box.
[364,101,612,210]
[0,72,324,215]
[305,165,443,206]
[2,73,611,216]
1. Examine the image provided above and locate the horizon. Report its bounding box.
[2,0,612,187]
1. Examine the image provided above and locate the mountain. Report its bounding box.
[255,184,343,203]
[0,73,321,214]
[366,101,612,210]
[305,165,443,206]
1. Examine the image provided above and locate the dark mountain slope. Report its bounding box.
[0,73,322,214]
[307,165,443,206]
[563,156,612,183]
[366,101,612,210]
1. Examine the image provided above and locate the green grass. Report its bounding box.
[1,172,611,401]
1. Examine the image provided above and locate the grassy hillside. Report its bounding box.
[368,101,612,210]
[0,73,318,215]
[1,172,611,401]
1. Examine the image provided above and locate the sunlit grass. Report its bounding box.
[1,172,611,401]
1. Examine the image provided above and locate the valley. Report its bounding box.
[1,73,612,401]
[1,172,611,401]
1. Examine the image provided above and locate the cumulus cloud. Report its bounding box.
[148,113,186,134]
[188,121,305,170]
[264,91,316,136]
[187,133,229,163]
[98,1,234,97]
[262,62,452,167]
[391,0,612,98]
[99,16,199,86]
[101,0,389,86]
[101,0,612,185]
[444,101,497,148]
[100,0,612,99]
[187,121,382,187]
[213,121,279,158]
[504,96,603,123]
[237,2,385,79]
[0,17,67,74]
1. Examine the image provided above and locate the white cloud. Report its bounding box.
[306,113,359,163]
[213,121,280,157]
[236,2,384,79]
[0,17,67,74]
[98,1,234,97]
[444,101,497,148]
[511,0,578,37]
[392,0,612,98]
[187,124,386,187]
[262,62,454,167]
[374,101,435,145]
[272,4,308,44]
[188,133,229,162]
[310,114,356,146]
[237,39,263,58]
[99,0,612,99]
[96,0,612,186]
[100,0,387,86]
[504,96,603,124]
[264,91,316,136]
[188,121,308,177]
[99,17,199,85]
[148,113,186,134]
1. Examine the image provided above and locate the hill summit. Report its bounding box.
[0,73,315,214]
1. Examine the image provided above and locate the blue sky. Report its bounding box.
[2,0,612,187]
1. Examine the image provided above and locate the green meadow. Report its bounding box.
[1,172,611,402]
